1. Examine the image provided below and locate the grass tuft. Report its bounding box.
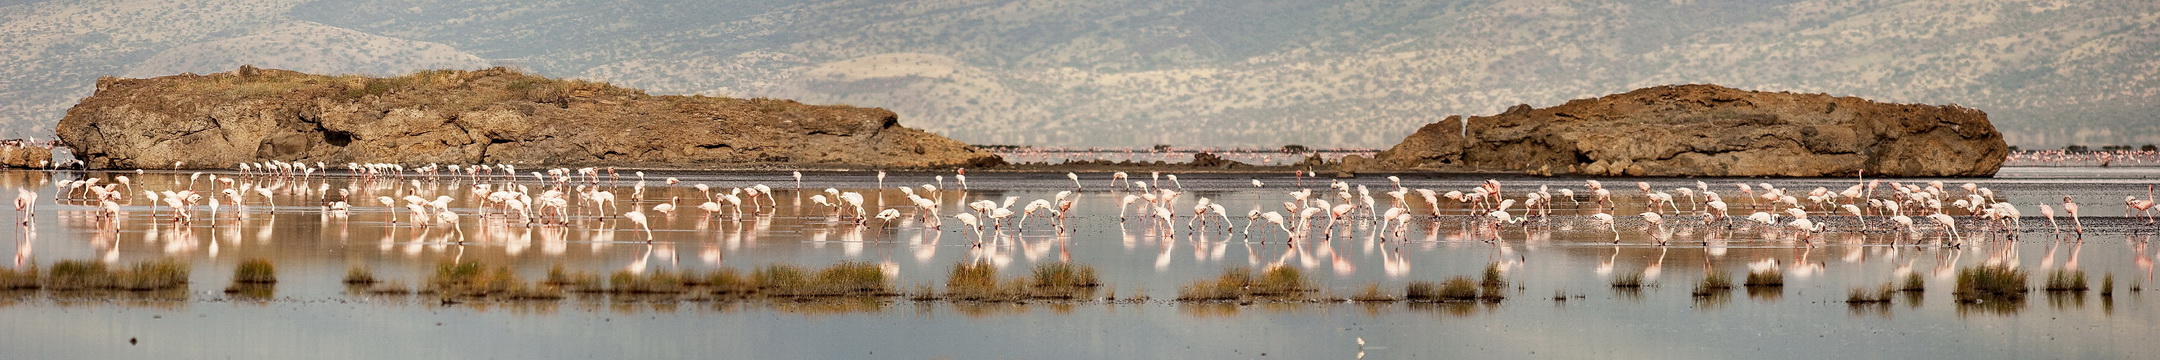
[2044,269,2088,292]
[1610,271,1646,288]
[1438,277,1481,300]
[1175,266,1312,302]
[1899,272,1926,292]
[1846,284,1895,303]
[343,266,377,285]
[1745,269,1784,287]
[1954,265,2028,303]
[233,258,277,284]
[1351,283,1395,302]
[1693,271,1733,297]
[2101,273,2115,297]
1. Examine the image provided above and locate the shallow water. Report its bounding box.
[0,167,2156,359]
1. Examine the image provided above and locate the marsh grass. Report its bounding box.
[46,259,189,291]
[1954,265,2028,303]
[1610,271,1646,288]
[943,262,1101,302]
[1899,272,1926,292]
[1745,269,1784,288]
[343,266,377,285]
[610,270,687,294]
[1438,277,1481,301]
[1351,283,1396,302]
[233,259,277,284]
[2101,273,2115,297]
[428,262,562,300]
[543,264,602,292]
[1405,281,1441,301]
[0,264,37,290]
[1176,266,1312,302]
[2044,269,2088,292]
[1846,284,1895,303]
[1693,271,1733,297]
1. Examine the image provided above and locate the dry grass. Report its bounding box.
[1438,277,1481,301]
[1693,271,1733,297]
[46,259,189,291]
[233,258,277,284]
[1899,272,1926,292]
[343,266,377,285]
[940,262,1101,302]
[2101,273,2115,297]
[1610,272,1646,288]
[1745,269,1784,287]
[2044,269,2088,292]
[1176,266,1312,302]
[1405,281,1441,301]
[0,263,38,290]
[543,264,603,292]
[1846,283,1895,303]
[1351,283,1396,302]
[1954,265,2028,303]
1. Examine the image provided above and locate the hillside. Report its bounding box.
[4,0,2156,148]
[55,66,996,169]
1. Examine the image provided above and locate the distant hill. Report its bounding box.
[4,0,2155,149]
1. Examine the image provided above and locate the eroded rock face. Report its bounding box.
[57,66,1001,170]
[1372,84,2007,177]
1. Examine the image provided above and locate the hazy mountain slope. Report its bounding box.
[3,0,2154,148]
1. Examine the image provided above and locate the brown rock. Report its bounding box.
[56,67,999,170]
[1373,84,2007,177]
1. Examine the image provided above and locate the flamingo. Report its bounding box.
[1590,213,1618,243]
[953,213,985,246]
[2038,204,2059,233]
[623,210,654,242]
[2063,196,2084,235]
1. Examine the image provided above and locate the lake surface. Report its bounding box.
[0,167,2156,359]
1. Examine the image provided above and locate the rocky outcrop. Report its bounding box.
[56,66,1000,170]
[0,143,54,168]
[1370,84,2007,177]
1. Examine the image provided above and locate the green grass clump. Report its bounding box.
[2044,269,2088,292]
[1899,272,1926,292]
[233,259,277,284]
[343,266,377,285]
[1745,269,1784,287]
[1693,271,1733,297]
[1954,265,2028,303]
[1610,272,1646,288]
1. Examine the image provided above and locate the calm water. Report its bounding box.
[0,167,2156,359]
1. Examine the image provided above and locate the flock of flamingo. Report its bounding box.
[20,160,2159,256]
